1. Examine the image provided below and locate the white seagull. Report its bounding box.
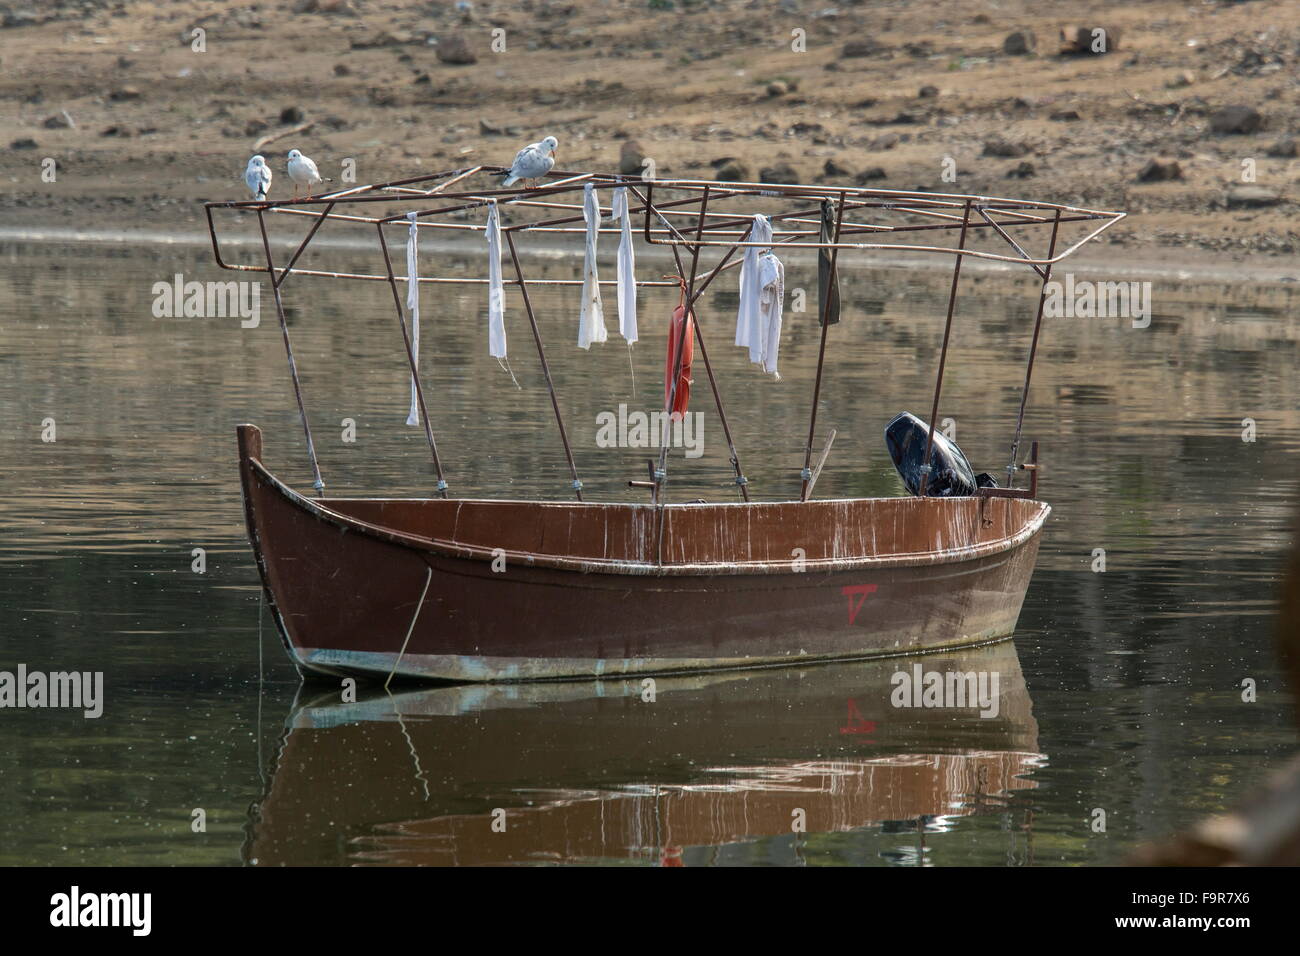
[286,148,328,199]
[501,136,558,188]
[244,154,272,200]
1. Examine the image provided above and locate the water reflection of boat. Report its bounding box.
[246,641,1042,866]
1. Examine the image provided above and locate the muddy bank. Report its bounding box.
[0,0,1296,260]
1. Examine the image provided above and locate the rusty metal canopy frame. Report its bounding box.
[203,165,1125,506]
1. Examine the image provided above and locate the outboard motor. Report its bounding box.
[885,411,998,497]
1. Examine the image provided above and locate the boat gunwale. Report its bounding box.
[245,454,1051,577]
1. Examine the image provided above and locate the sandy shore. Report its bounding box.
[0,0,1296,264]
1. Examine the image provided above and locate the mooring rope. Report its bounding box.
[384,565,433,689]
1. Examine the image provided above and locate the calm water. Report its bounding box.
[0,233,1296,866]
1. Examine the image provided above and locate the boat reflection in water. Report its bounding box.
[246,641,1043,866]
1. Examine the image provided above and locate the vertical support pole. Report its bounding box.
[1027,441,1039,498]
[657,186,710,506]
[257,210,325,494]
[647,195,754,502]
[1006,210,1061,488]
[376,223,449,498]
[917,200,973,497]
[690,311,750,502]
[654,187,709,564]
[800,191,846,502]
[504,230,584,501]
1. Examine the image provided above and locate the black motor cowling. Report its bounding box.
[885,411,998,497]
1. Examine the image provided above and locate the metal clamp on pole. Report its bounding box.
[979,441,1041,500]
[1023,441,1039,498]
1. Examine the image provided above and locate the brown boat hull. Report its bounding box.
[237,425,1049,682]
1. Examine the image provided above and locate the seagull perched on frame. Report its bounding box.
[287,148,330,199]
[500,136,558,188]
[244,154,272,200]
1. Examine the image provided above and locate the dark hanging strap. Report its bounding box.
[818,199,841,327]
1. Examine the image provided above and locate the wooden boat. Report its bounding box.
[208,170,1123,683]
[239,423,1047,680]
[245,642,1043,865]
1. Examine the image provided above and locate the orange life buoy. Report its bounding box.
[664,276,695,419]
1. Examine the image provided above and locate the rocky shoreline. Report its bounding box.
[0,0,1295,260]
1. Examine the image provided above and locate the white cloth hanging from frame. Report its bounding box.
[755,250,785,377]
[578,183,607,349]
[405,211,421,426]
[485,200,507,359]
[611,186,637,344]
[735,214,774,363]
